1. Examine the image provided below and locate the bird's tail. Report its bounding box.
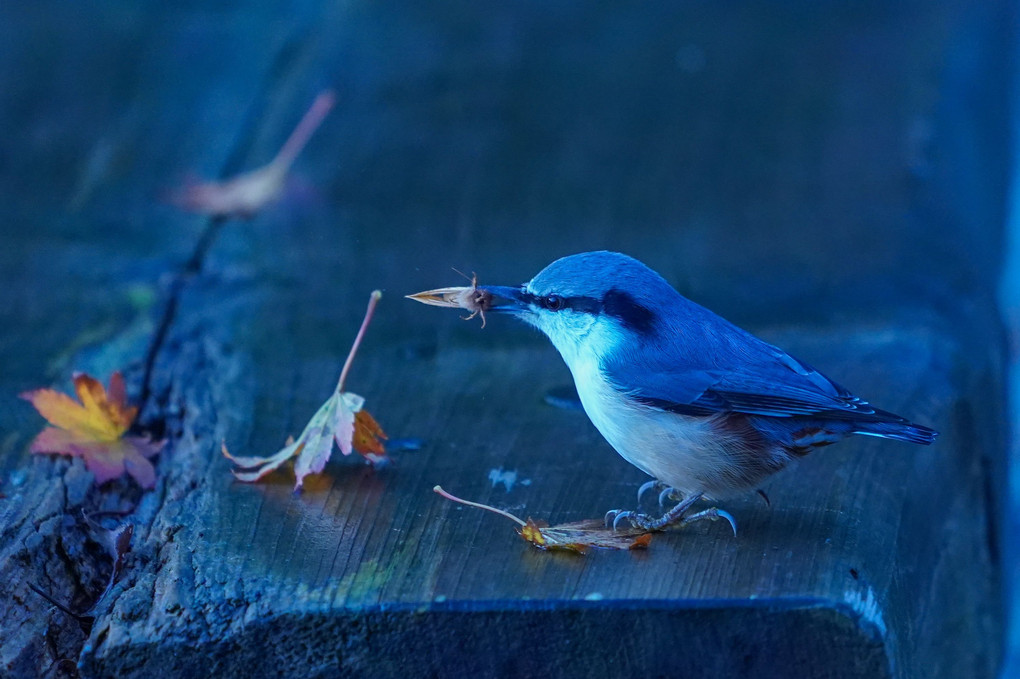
[853,419,938,445]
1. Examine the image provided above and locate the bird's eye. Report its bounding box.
[543,295,564,311]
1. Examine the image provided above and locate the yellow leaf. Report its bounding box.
[21,371,162,488]
[22,372,133,443]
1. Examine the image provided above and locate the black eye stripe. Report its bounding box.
[520,290,602,313]
[603,289,655,334]
[520,288,655,334]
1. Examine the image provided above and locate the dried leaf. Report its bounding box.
[21,372,163,488]
[333,392,363,457]
[406,272,494,327]
[82,511,133,612]
[353,408,387,461]
[172,90,335,218]
[224,291,388,490]
[433,485,652,555]
[520,518,654,553]
[223,436,303,483]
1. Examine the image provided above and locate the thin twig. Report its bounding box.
[272,90,336,171]
[27,584,88,621]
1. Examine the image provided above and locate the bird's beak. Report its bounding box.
[476,285,529,314]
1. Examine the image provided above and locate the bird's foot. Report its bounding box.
[636,480,684,507]
[604,509,660,531]
[679,507,738,537]
[605,492,738,535]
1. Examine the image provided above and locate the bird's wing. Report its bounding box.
[603,343,881,420]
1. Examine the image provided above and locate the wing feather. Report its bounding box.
[603,338,895,423]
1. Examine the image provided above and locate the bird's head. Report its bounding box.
[481,251,678,366]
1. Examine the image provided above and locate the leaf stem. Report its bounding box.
[272,90,337,172]
[337,290,382,393]
[433,485,527,527]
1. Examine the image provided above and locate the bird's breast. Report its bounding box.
[568,357,727,495]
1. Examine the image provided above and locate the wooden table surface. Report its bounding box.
[0,2,1011,677]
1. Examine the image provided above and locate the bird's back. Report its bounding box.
[598,269,937,453]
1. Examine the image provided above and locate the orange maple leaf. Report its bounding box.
[20,372,164,488]
[352,409,388,461]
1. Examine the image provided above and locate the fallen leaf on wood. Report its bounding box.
[21,372,163,488]
[433,485,652,554]
[82,511,133,611]
[172,90,336,218]
[406,271,494,327]
[224,290,388,490]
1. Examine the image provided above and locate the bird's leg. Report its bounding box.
[606,492,738,535]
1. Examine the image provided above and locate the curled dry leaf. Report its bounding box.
[433,485,652,555]
[352,409,387,459]
[82,511,134,612]
[20,371,164,488]
[172,90,336,218]
[224,291,388,490]
[406,272,494,327]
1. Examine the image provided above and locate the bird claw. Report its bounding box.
[636,480,663,504]
[657,486,683,507]
[606,493,737,535]
[605,509,655,531]
[637,480,683,507]
[605,509,627,529]
[615,511,641,530]
[681,507,738,537]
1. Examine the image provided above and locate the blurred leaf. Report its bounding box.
[172,90,335,218]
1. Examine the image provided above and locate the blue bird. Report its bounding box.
[422,251,937,533]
